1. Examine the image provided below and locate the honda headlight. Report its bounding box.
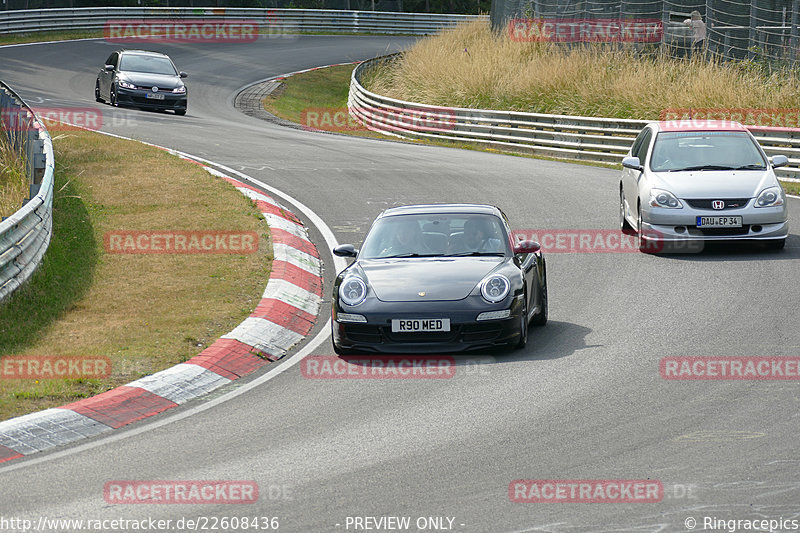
[480,274,510,303]
[755,186,784,208]
[117,80,135,89]
[339,277,367,306]
[649,188,682,208]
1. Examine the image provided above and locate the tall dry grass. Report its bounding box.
[0,133,28,219]
[366,19,800,118]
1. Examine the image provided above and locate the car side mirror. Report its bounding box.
[105,64,115,71]
[514,240,541,254]
[771,155,789,168]
[333,244,358,257]
[622,156,643,171]
[179,72,188,78]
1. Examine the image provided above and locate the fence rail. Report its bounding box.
[0,82,54,302]
[0,7,478,34]
[349,55,800,181]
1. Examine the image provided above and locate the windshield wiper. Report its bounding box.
[380,253,441,258]
[441,251,505,257]
[733,164,766,170]
[670,165,736,171]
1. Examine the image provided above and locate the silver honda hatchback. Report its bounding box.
[619,121,789,251]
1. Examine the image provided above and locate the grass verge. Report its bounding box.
[365,19,800,119]
[0,133,28,219]
[0,129,272,422]
[263,64,385,140]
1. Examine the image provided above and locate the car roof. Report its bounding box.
[379,204,502,218]
[118,50,170,58]
[654,120,749,133]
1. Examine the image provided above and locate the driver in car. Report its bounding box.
[379,219,426,257]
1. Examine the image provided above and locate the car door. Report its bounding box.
[100,52,118,98]
[622,127,652,225]
[503,213,537,318]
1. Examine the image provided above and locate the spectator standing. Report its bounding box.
[684,10,707,59]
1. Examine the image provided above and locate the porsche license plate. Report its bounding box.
[696,216,742,228]
[391,319,450,333]
[146,92,165,100]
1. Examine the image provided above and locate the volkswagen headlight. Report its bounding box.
[480,274,510,303]
[339,277,367,306]
[172,85,186,94]
[117,80,136,89]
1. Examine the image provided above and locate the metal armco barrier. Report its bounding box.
[349,56,800,181]
[0,82,54,302]
[0,7,478,35]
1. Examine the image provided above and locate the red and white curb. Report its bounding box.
[0,159,322,464]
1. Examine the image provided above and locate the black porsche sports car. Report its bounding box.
[331,204,547,354]
[95,50,188,115]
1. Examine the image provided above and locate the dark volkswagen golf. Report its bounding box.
[332,204,547,354]
[96,50,188,115]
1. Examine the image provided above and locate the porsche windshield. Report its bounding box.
[650,131,767,172]
[360,213,510,259]
[119,55,177,75]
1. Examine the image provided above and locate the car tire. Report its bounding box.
[620,189,634,234]
[95,81,103,103]
[765,238,786,250]
[516,296,528,349]
[110,86,118,107]
[636,207,657,253]
[175,109,186,116]
[531,264,548,327]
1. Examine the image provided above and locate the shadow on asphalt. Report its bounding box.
[649,232,799,262]
[325,320,593,370]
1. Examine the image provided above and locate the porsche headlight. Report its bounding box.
[649,188,682,208]
[755,186,784,208]
[480,274,510,303]
[339,277,367,306]
[117,80,136,89]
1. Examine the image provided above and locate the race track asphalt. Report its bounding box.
[1,34,799,532]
